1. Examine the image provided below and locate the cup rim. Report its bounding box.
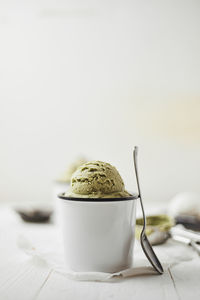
[58,193,139,202]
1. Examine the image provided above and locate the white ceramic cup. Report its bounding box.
[58,195,138,273]
[53,181,70,224]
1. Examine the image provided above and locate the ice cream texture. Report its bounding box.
[65,161,131,198]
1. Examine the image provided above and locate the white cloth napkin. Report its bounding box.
[16,228,196,282]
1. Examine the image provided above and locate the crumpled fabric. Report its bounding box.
[16,230,196,282]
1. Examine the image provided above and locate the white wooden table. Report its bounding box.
[0,206,200,300]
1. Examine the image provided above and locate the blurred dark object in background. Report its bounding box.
[15,208,52,223]
[175,215,200,231]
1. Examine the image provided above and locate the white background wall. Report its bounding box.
[0,0,200,204]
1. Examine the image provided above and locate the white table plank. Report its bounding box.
[169,257,200,300]
[0,258,51,300]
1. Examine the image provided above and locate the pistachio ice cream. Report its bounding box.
[135,215,174,239]
[65,161,131,198]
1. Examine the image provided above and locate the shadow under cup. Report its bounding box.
[58,194,138,273]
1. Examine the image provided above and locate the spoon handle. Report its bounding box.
[133,146,146,229]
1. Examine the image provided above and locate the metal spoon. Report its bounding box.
[133,146,164,274]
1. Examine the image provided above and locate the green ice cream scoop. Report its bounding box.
[135,215,174,240]
[65,161,131,198]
